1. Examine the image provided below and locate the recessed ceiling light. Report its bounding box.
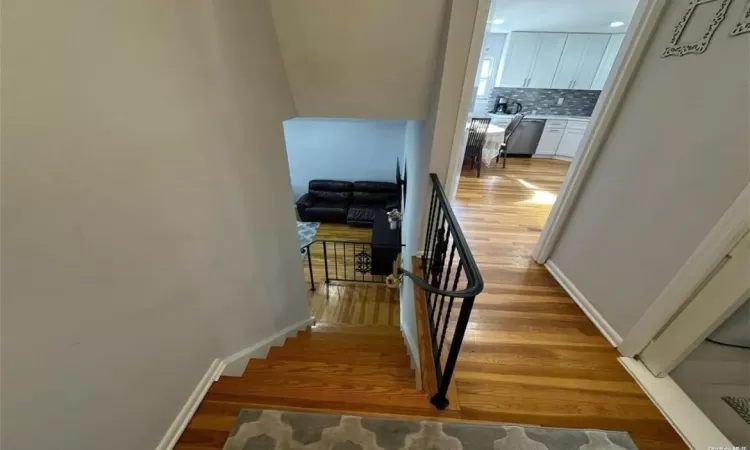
[610,21,625,27]
[492,18,505,24]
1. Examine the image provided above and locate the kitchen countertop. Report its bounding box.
[487,113,591,121]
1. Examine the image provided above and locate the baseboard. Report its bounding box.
[545,260,623,347]
[222,316,316,376]
[155,358,226,450]
[156,317,316,449]
[618,357,732,449]
[400,323,422,391]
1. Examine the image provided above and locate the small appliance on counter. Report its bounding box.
[491,96,523,114]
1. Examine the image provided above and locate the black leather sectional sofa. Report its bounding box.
[296,180,400,227]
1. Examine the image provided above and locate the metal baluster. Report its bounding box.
[426,208,443,289]
[344,242,347,281]
[430,219,448,318]
[431,295,475,410]
[422,187,438,270]
[438,261,463,358]
[323,241,330,284]
[307,244,315,291]
[433,241,457,340]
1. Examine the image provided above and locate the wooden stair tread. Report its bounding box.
[200,394,459,421]
[310,323,403,336]
[265,346,411,367]
[282,336,408,351]
[209,379,431,408]
[296,330,406,342]
[242,359,415,379]
[224,371,415,389]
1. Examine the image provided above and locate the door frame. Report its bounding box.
[619,183,750,357]
[531,0,668,263]
[443,0,669,236]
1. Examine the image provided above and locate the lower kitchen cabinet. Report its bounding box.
[556,128,585,158]
[535,127,564,155]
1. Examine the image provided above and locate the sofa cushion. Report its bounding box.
[352,191,397,204]
[352,181,399,205]
[308,180,354,203]
[310,189,353,203]
[353,181,399,193]
[347,205,377,224]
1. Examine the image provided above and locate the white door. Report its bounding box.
[526,34,567,88]
[592,34,625,90]
[556,128,584,157]
[639,231,750,376]
[498,33,539,88]
[551,34,587,89]
[572,35,610,89]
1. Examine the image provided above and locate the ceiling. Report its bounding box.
[487,0,639,34]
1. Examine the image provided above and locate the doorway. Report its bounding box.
[443,0,668,263]
[636,231,750,447]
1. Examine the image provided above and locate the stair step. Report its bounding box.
[282,335,407,352]
[310,323,403,336]
[202,392,450,420]
[234,367,415,389]
[266,346,411,367]
[242,359,415,380]
[211,376,428,409]
[268,340,408,358]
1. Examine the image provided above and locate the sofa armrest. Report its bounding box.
[296,193,313,209]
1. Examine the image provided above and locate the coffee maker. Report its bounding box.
[492,96,523,114]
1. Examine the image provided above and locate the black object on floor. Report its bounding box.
[370,211,401,276]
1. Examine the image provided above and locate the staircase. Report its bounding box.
[217,323,431,410]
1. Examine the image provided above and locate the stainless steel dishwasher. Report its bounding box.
[506,119,546,156]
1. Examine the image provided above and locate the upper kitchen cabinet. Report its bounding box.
[591,34,625,90]
[498,33,540,88]
[527,34,568,88]
[551,34,610,90]
[499,32,566,88]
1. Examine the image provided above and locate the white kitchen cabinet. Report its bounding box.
[526,34,567,88]
[499,33,539,88]
[499,32,566,88]
[591,34,625,90]
[551,34,609,90]
[556,128,585,158]
[535,127,565,156]
[574,35,610,89]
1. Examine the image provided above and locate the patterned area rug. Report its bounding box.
[723,397,750,424]
[222,409,639,449]
[297,221,320,256]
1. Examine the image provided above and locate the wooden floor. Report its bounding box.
[177,158,685,449]
[450,158,684,449]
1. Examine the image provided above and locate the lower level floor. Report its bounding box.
[177,158,685,450]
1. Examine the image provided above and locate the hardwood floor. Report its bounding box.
[309,281,400,326]
[177,158,685,449]
[452,158,684,449]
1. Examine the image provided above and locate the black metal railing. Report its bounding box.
[399,173,483,410]
[304,239,401,290]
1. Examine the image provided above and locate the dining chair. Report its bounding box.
[496,113,525,169]
[464,118,491,177]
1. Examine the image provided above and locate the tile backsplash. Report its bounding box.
[488,87,601,116]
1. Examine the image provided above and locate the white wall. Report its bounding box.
[427,0,483,186]
[270,0,448,119]
[0,1,309,449]
[400,120,428,369]
[549,0,750,338]
[284,118,406,199]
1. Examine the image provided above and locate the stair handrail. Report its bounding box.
[395,173,483,410]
